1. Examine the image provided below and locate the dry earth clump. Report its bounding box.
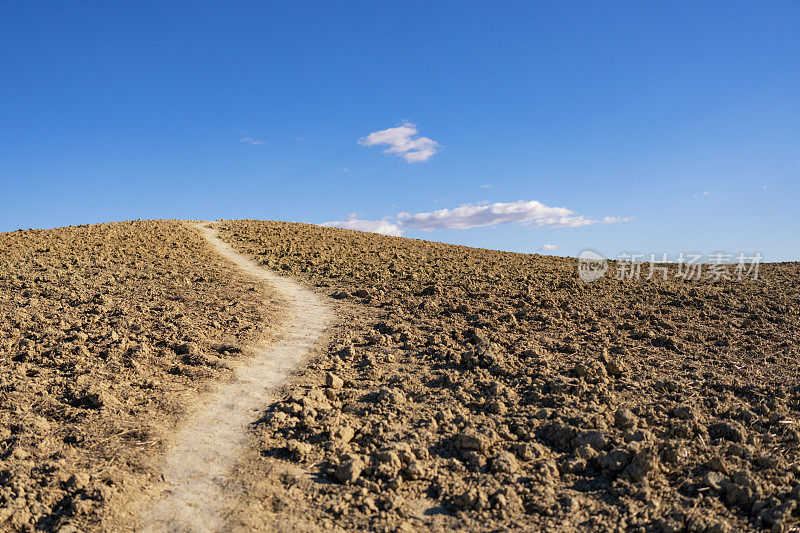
[0,221,280,531]
[218,220,800,532]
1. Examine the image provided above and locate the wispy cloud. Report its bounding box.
[481,184,492,189]
[321,213,403,237]
[358,121,440,163]
[539,244,558,251]
[240,136,266,146]
[399,200,594,230]
[601,216,634,224]
[321,200,631,236]
[693,191,710,199]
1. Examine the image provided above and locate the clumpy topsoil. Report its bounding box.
[2,219,798,532]
[0,221,281,531]
[217,220,800,532]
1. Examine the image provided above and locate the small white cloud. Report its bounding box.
[343,168,350,172]
[321,214,403,237]
[240,136,266,146]
[693,191,710,199]
[481,184,492,189]
[531,215,595,228]
[762,184,768,189]
[601,216,635,224]
[358,121,440,163]
[539,244,558,251]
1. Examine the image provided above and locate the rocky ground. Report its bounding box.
[0,221,281,531]
[2,219,798,532]
[217,220,800,532]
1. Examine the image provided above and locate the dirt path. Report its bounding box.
[139,222,332,532]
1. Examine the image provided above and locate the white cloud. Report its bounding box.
[321,214,403,237]
[481,184,492,189]
[240,136,266,146]
[321,200,631,237]
[539,244,558,251]
[398,200,590,230]
[531,215,595,228]
[693,191,710,199]
[358,121,440,163]
[601,216,635,224]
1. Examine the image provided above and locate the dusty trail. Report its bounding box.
[139,222,332,532]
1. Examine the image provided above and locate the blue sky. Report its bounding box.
[1,2,798,260]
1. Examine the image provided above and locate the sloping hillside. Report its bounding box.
[1,219,798,532]
[0,221,281,531]
[218,220,800,532]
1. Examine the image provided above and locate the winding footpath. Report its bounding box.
[140,222,332,532]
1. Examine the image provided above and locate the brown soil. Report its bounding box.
[216,220,800,533]
[0,221,282,532]
[2,218,799,532]
[135,223,331,532]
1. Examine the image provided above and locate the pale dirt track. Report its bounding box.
[138,222,332,532]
